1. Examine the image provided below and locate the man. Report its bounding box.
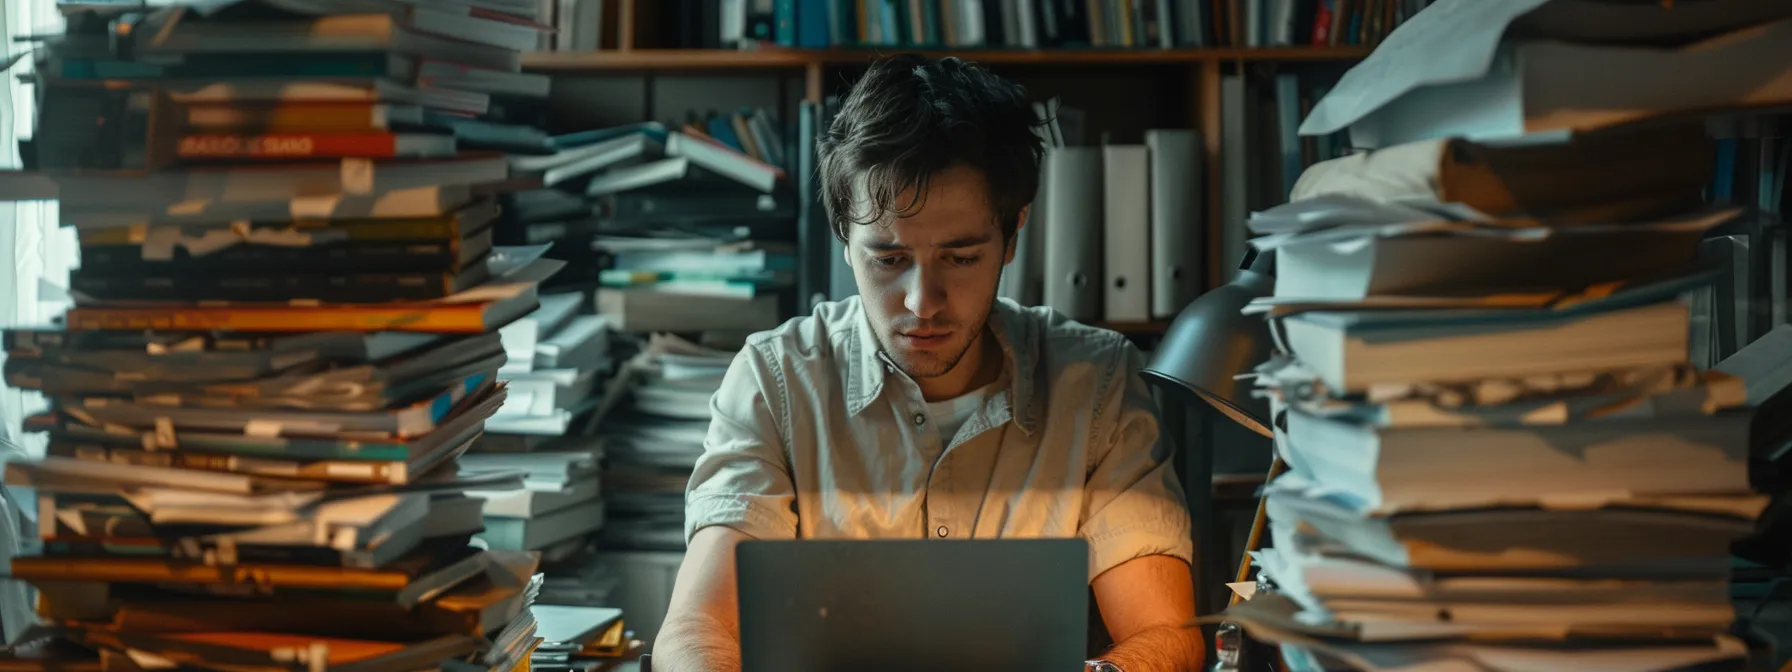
[655,53,1205,672]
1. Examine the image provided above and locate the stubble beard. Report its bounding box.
[875,298,995,381]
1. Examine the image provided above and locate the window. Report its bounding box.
[0,0,72,642]
[1,0,75,462]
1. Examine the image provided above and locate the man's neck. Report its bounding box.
[915,325,1003,402]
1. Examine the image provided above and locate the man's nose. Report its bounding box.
[903,262,946,319]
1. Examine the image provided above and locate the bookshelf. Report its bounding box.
[520,46,1373,71]
[531,46,1364,291]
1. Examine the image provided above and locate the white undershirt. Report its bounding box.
[925,379,1003,444]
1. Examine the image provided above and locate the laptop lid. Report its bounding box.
[736,538,1090,672]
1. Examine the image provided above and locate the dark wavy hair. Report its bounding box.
[818,54,1046,244]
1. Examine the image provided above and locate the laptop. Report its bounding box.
[736,538,1090,672]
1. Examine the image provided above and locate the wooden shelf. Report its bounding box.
[521,46,1371,71]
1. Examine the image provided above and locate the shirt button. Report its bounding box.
[913,413,926,426]
[936,526,949,538]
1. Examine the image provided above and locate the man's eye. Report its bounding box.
[948,255,980,266]
[873,255,906,267]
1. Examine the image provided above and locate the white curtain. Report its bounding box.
[0,0,74,644]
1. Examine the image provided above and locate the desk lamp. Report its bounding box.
[1142,248,1276,438]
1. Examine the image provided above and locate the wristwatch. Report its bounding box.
[1085,660,1122,672]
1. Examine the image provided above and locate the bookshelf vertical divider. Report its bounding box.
[617,0,637,50]
[1197,59,1225,291]
[805,62,825,103]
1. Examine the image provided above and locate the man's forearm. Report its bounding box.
[651,612,742,672]
[1100,624,1206,672]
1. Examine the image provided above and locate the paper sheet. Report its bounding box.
[1300,0,1555,136]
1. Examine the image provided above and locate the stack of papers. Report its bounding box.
[1217,2,1792,670]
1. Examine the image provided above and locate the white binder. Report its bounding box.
[1146,129,1203,318]
[1042,147,1103,321]
[1102,144,1150,323]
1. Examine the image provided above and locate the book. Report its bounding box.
[61,185,476,229]
[33,154,509,207]
[176,131,457,160]
[1275,294,1695,393]
[12,543,492,607]
[184,101,427,133]
[1261,206,1733,301]
[136,11,523,71]
[1288,123,1716,222]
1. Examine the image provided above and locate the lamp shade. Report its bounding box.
[1141,249,1277,437]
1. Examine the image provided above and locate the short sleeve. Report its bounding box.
[1078,342,1196,581]
[683,342,801,543]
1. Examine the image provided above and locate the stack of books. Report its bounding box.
[599,333,732,554]
[500,114,796,330]
[0,0,582,667]
[512,332,732,646]
[593,233,789,335]
[455,289,611,561]
[489,291,611,438]
[1214,3,1792,671]
[468,110,797,635]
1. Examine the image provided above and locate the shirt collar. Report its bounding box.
[845,297,1040,436]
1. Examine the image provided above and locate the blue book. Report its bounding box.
[833,0,859,46]
[1712,139,1737,203]
[551,121,670,150]
[1274,73,1303,201]
[797,0,831,47]
[54,52,406,80]
[880,0,900,45]
[706,115,747,153]
[775,0,798,46]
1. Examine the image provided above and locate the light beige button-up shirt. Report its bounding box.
[685,296,1194,581]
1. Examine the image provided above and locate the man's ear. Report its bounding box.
[1004,204,1031,265]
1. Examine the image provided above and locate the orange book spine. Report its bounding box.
[9,556,409,590]
[178,132,403,160]
[65,305,490,333]
[184,102,393,132]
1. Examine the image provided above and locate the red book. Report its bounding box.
[1312,0,1334,46]
[178,132,455,160]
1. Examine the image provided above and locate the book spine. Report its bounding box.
[797,0,832,46]
[747,0,778,40]
[55,53,405,80]
[775,0,798,44]
[1309,0,1329,44]
[69,268,469,303]
[59,443,400,484]
[177,132,403,160]
[81,241,466,273]
[65,306,492,333]
[184,103,392,132]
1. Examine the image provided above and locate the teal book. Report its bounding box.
[51,52,410,80]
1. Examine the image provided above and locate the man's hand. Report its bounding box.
[1090,554,1206,672]
[652,526,753,672]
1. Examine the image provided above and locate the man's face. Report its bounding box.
[847,164,1018,381]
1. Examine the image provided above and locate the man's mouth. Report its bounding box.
[897,330,951,347]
